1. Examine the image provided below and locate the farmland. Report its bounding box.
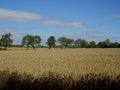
[0,48,120,77]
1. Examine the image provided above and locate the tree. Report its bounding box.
[89,41,96,48]
[29,35,35,49]
[47,36,56,49]
[58,37,67,47]
[74,39,81,47]
[22,35,29,48]
[80,39,88,48]
[98,42,104,48]
[104,39,111,48]
[22,35,35,49]
[0,33,13,49]
[34,35,41,47]
[58,37,74,47]
[111,42,119,48]
[22,35,30,49]
[66,38,74,47]
[98,39,111,48]
[74,39,89,48]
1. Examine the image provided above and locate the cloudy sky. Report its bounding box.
[0,0,120,45]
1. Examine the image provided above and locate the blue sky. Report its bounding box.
[0,0,120,45]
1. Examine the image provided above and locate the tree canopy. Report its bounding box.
[47,36,56,49]
[0,33,13,49]
[34,35,41,47]
[21,35,41,49]
[89,41,96,48]
[58,37,74,47]
[0,33,120,49]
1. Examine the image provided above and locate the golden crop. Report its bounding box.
[0,48,120,77]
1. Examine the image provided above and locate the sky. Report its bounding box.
[0,0,120,45]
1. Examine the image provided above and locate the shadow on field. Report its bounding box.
[0,70,120,90]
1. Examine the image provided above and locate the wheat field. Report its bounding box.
[0,48,120,77]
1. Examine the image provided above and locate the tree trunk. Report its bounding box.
[5,45,7,50]
[49,45,51,50]
[32,45,35,50]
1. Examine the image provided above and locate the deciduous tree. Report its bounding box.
[58,37,74,47]
[0,33,13,49]
[89,41,96,48]
[34,35,41,47]
[22,35,41,49]
[47,36,56,49]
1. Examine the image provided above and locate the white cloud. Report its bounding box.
[115,14,120,19]
[0,27,17,35]
[0,8,42,22]
[42,19,61,26]
[42,19,87,29]
[0,8,101,29]
[63,22,86,28]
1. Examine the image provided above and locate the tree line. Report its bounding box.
[0,33,120,50]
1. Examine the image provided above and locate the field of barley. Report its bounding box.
[0,48,120,77]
